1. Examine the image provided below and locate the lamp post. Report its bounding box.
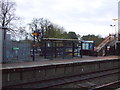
[111,19,119,55]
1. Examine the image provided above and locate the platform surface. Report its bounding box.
[1,56,120,70]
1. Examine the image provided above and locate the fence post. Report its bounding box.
[72,42,75,58]
[62,41,66,59]
[80,41,83,58]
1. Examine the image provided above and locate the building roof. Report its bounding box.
[42,38,80,42]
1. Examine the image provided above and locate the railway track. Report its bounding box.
[3,67,120,89]
[93,80,120,90]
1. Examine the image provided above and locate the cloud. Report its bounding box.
[11,0,118,37]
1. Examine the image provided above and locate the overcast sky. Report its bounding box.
[11,0,119,37]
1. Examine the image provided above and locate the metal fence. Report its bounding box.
[3,40,32,63]
[2,37,95,63]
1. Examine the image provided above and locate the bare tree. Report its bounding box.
[10,26,29,40]
[0,0,28,41]
[0,0,17,28]
[29,18,51,41]
[0,0,21,40]
[28,18,52,57]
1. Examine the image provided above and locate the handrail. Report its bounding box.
[94,36,110,51]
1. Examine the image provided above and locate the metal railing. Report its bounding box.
[94,35,117,53]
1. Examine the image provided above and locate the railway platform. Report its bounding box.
[1,56,119,69]
[1,55,120,89]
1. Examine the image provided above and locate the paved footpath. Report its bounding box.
[1,56,120,69]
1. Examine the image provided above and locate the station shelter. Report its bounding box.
[39,38,94,59]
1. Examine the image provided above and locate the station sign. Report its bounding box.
[12,47,19,50]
